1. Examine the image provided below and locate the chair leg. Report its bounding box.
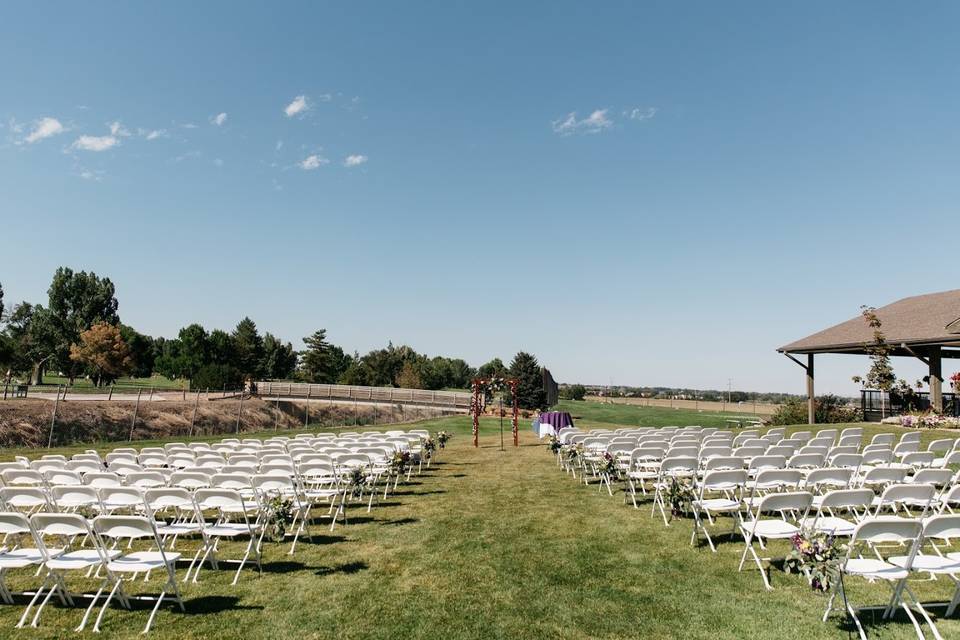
[76,578,109,632]
[92,579,124,633]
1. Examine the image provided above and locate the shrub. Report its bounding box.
[770,394,860,426]
[560,384,587,401]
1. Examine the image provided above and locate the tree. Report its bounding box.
[45,268,120,383]
[478,358,507,379]
[119,325,155,378]
[509,351,547,410]
[232,317,264,380]
[300,329,337,383]
[852,306,896,392]
[261,333,297,379]
[175,324,209,382]
[69,322,133,386]
[395,361,422,388]
[561,384,587,401]
[208,330,238,367]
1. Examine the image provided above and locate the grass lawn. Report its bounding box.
[0,404,958,639]
[32,375,187,392]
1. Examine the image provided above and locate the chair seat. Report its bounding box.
[304,489,340,499]
[740,519,800,539]
[803,516,856,536]
[890,554,960,574]
[157,522,203,536]
[205,523,256,537]
[695,498,741,512]
[107,551,181,573]
[844,558,908,580]
[0,547,56,568]
[47,549,120,570]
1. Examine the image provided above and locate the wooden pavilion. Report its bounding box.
[778,289,960,423]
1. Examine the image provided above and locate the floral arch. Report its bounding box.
[470,377,519,448]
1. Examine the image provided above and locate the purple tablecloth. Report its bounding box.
[538,411,574,430]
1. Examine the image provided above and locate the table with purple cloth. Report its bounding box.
[534,411,574,437]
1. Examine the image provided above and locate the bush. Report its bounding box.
[770,394,861,426]
[560,384,587,401]
[191,364,242,391]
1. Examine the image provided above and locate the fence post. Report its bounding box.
[189,390,201,437]
[149,386,155,401]
[48,385,62,448]
[304,388,311,427]
[235,392,245,433]
[129,388,142,441]
[108,385,114,401]
[275,394,281,430]
[3,380,8,401]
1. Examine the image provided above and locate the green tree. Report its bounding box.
[262,333,297,379]
[395,361,422,388]
[509,351,547,410]
[300,329,337,383]
[478,358,506,379]
[232,317,264,380]
[45,268,120,383]
[852,306,896,392]
[208,330,238,367]
[119,325,155,378]
[561,384,587,401]
[175,324,209,382]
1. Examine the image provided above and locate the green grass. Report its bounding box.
[33,375,187,392]
[556,399,762,427]
[0,406,958,639]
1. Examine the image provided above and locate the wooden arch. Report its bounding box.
[470,377,519,448]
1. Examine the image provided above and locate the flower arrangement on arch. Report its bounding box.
[436,431,452,449]
[566,443,585,464]
[784,529,848,592]
[951,372,960,394]
[346,466,370,499]
[900,413,960,429]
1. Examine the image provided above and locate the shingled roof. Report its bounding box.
[779,289,960,355]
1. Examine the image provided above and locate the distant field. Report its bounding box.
[30,375,187,391]
[584,395,781,416]
[557,399,766,427]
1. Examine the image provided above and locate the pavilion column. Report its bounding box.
[929,347,943,414]
[806,353,815,425]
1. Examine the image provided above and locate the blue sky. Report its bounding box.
[2,2,959,395]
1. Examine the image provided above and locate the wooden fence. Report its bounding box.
[254,382,473,411]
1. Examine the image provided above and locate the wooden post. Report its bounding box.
[274,394,281,430]
[129,388,142,441]
[48,385,62,448]
[929,347,943,414]
[149,386,155,401]
[806,353,815,425]
[108,385,114,401]
[189,390,201,436]
[304,388,311,427]
[235,392,245,433]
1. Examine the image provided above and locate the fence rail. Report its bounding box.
[254,381,473,410]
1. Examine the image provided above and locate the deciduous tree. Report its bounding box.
[69,322,133,386]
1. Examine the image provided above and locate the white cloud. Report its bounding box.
[343,154,367,167]
[213,158,223,167]
[211,112,228,126]
[299,154,328,170]
[551,109,613,136]
[143,129,166,140]
[108,121,131,137]
[78,168,105,181]
[24,117,65,144]
[275,140,283,151]
[284,95,308,117]
[626,107,657,122]
[71,135,119,152]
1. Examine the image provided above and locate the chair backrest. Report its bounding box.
[787,453,825,470]
[901,452,935,467]
[171,471,212,490]
[828,453,862,469]
[701,469,748,491]
[923,514,960,542]
[911,468,953,488]
[210,473,253,491]
[816,488,873,510]
[875,483,936,511]
[125,471,167,489]
[1,469,44,486]
[733,446,766,459]
[804,467,853,490]
[144,487,196,511]
[703,456,744,471]
[748,455,787,472]
[51,485,100,507]
[0,511,35,538]
[851,517,921,546]
[861,466,908,485]
[752,469,803,490]
[43,469,83,486]
[658,456,698,476]
[82,472,123,488]
[31,512,97,543]
[755,491,812,514]
[927,438,955,453]
[861,449,893,465]
[869,433,895,446]
[1,487,50,510]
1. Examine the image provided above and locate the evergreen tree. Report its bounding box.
[300,329,337,383]
[261,333,297,379]
[232,317,264,380]
[509,351,547,410]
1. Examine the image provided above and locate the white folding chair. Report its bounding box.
[192,489,262,585]
[90,515,184,633]
[690,469,747,552]
[738,491,813,590]
[0,512,49,605]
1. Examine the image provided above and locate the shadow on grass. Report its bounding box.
[296,534,349,546]
[380,517,418,526]
[261,560,306,573]
[315,560,368,576]
[184,595,265,615]
[392,489,446,496]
